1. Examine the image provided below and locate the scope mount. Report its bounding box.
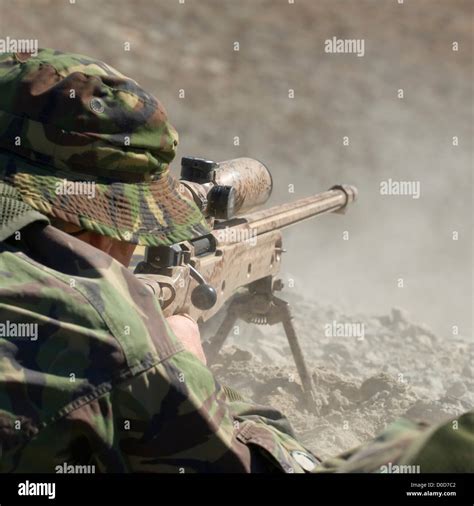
[181,157,218,184]
[180,157,237,220]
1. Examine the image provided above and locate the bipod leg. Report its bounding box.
[205,302,240,364]
[273,297,315,406]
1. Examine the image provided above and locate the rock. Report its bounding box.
[365,351,379,363]
[462,363,473,378]
[360,373,399,400]
[446,381,467,398]
[404,400,451,423]
[211,364,224,373]
[421,376,445,395]
[326,412,343,424]
[417,334,433,348]
[230,348,253,362]
[391,307,410,325]
[258,347,285,364]
[323,342,351,361]
[329,389,350,409]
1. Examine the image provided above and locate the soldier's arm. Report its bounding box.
[110,346,318,473]
[0,223,318,473]
[315,412,474,473]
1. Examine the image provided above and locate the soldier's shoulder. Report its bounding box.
[0,224,182,418]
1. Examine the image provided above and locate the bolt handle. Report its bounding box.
[189,265,217,310]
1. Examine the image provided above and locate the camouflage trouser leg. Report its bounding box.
[315,411,474,473]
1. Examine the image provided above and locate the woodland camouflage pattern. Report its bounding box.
[0,48,210,246]
[316,411,474,473]
[0,216,317,472]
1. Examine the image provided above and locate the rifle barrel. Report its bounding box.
[239,184,357,236]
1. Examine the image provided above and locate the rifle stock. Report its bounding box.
[135,184,357,322]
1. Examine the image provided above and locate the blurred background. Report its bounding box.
[1,0,471,337]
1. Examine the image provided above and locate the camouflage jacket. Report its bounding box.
[316,412,474,473]
[0,198,318,473]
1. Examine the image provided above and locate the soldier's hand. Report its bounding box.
[166,314,207,365]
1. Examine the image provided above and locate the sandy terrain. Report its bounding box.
[204,293,473,457]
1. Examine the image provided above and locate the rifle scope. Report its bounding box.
[179,157,273,220]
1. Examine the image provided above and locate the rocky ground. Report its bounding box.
[203,292,473,459]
